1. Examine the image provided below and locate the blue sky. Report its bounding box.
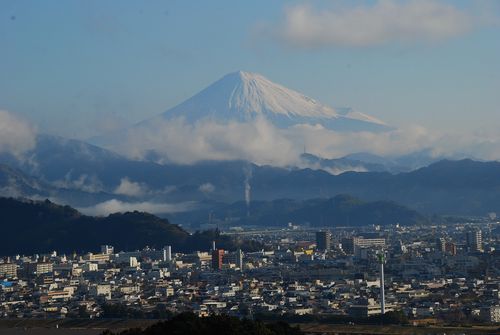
[0,0,499,139]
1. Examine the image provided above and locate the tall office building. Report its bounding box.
[211,249,224,271]
[316,231,332,251]
[466,229,482,252]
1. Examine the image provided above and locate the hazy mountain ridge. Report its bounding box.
[2,134,500,216]
[0,163,47,197]
[171,194,429,227]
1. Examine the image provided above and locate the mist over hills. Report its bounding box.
[1,136,500,217]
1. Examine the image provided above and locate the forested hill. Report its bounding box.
[0,197,244,255]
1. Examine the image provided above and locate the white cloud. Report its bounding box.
[113,117,297,166]
[114,177,149,197]
[199,182,215,194]
[268,0,485,48]
[107,117,438,166]
[77,199,197,216]
[0,110,37,156]
[98,115,500,173]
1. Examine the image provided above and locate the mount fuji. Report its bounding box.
[90,71,394,165]
[140,71,391,132]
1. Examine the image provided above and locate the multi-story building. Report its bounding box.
[211,249,224,271]
[101,245,114,255]
[445,242,457,256]
[466,229,482,252]
[354,236,386,249]
[316,231,331,251]
[0,263,17,278]
[24,262,53,277]
[480,306,500,323]
[437,237,446,253]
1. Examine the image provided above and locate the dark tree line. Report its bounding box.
[101,312,303,335]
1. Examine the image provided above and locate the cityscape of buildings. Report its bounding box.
[0,221,499,325]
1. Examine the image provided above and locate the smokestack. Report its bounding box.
[378,252,385,315]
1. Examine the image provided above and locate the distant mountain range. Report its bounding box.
[171,194,429,227]
[1,136,500,217]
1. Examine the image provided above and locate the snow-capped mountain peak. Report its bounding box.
[225,71,336,118]
[157,71,391,132]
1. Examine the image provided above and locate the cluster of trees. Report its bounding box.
[101,312,303,335]
[98,310,411,334]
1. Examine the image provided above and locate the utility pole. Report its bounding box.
[377,252,385,315]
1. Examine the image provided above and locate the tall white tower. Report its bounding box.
[377,252,385,315]
[163,246,172,262]
[236,248,244,271]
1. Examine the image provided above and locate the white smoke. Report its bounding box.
[244,165,252,216]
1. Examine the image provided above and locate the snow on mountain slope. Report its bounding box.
[143,71,391,132]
